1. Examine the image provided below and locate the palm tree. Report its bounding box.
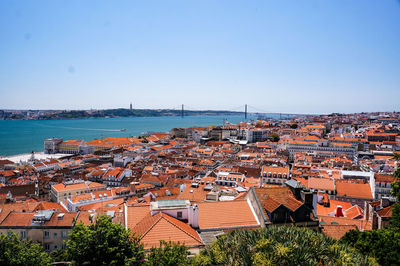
[191,226,377,265]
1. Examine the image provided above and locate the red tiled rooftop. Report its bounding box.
[132,212,202,249]
[336,182,373,199]
[197,200,259,230]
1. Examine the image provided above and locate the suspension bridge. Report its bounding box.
[166,104,312,120]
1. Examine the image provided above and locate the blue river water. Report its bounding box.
[0,115,273,156]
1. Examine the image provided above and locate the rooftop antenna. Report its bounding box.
[181,104,184,118]
[245,104,247,120]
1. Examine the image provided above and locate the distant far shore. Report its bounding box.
[0,108,245,120]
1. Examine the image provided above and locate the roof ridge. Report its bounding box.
[161,213,201,243]
[0,210,13,224]
[136,212,163,239]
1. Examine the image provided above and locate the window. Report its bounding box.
[61,231,68,238]
[53,232,58,238]
[20,231,26,239]
[44,243,50,251]
[177,211,182,219]
[44,231,50,239]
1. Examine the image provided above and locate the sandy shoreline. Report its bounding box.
[1,152,68,163]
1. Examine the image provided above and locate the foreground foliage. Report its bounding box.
[0,219,381,266]
[0,232,52,266]
[66,215,145,265]
[145,240,190,266]
[341,228,400,266]
[192,226,377,266]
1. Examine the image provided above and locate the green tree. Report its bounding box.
[341,229,400,265]
[0,231,52,266]
[391,167,400,229]
[66,215,144,265]
[270,134,280,142]
[391,203,400,229]
[193,226,376,265]
[145,240,189,266]
[393,153,400,161]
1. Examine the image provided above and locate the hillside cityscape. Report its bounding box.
[2,0,400,264]
[0,111,400,264]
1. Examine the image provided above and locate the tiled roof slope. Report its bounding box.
[321,225,357,240]
[196,200,259,230]
[255,187,303,213]
[132,212,202,249]
[336,182,373,199]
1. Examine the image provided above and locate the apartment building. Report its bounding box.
[50,180,106,203]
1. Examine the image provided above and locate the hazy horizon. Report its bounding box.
[1,0,400,113]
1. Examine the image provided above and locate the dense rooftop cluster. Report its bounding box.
[0,111,399,253]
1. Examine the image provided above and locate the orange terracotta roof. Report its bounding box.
[345,205,364,219]
[125,204,151,229]
[255,187,303,213]
[316,200,353,217]
[52,181,105,192]
[132,212,202,249]
[45,212,77,226]
[34,202,67,213]
[261,166,289,175]
[336,182,373,199]
[321,225,357,240]
[78,198,124,212]
[177,184,209,202]
[196,200,259,230]
[292,177,309,188]
[309,177,335,191]
[75,212,94,226]
[0,202,38,222]
[0,212,34,226]
[375,174,396,183]
[319,216,372,230]
[376,205,393,218]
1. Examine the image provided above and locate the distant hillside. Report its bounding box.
[4,108,244,120]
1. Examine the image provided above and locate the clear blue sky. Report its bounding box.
[1,0,399,114]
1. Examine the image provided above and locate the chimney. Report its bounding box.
[336,205,344,217]
[188,204,199,229]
